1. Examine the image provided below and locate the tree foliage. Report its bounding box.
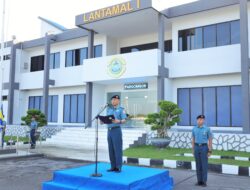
[21,109,47,127]
[144,101,182,138]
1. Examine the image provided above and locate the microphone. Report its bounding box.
[104,103,111,108]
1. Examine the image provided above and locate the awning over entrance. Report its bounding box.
[75,0,169,38]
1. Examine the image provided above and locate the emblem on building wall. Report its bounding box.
[107,57,126,78]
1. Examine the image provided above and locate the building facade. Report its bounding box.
[0,0,250,134]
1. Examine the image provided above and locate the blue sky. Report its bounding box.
[0,0,196,42]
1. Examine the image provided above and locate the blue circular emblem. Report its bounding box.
[107,57,126,78]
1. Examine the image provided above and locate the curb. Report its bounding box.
[178,153,250,161]
[123,157,250,177]
[0,153,44,161]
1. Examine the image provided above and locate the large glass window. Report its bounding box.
[203,88,216,126]
[178,20,240,51]
[121,40,172,54]
[217,22,230,46]
[177,86,242,127]
[193,27,203,49]
[231,86,242,126]
[94,45,102,57]
[65,46,101,67]
[190,88,202,125]
[28,95,58,122]
[30,55,44,72]
[217,87,231,126]
[50,52,60,69]
[66,50,73,67]
[231,20,240,44]
[178,89,190,126]
[63,94,86,123]
[179,28,203,51]
[203,25,216,48]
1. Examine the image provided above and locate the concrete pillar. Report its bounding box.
[85,30,94,127]
[42,34,53,119]
[7,42,17,124]
[240,0,250,133]
[157,13,165,102]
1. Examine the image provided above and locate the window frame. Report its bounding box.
[177,85,242,127]
[63,94,86,123]
[178,20,240,52]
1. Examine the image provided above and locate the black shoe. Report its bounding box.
[114,168,121,173]
[107,168,116,172]
[201,182,207,187]
[195,182,202,186]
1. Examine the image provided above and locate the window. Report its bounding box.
[65,45,102,67]
[203,88,216,126]
[217,22,230,46]
[178,20,240,51]
[178,89,190,125]
[120,40,172,54]
[203,25,216,48]
[165,40,173,53]
[1,54,11,61]
[231,20,240,44]
[2,96,7,101]
[63,94,86,123]
[190,88,202,125]
[30,55,44,72]
[178,28,203,51]
[94,45,102,57]
[217,87,230,126]
[50,52,60,69]
[28,95,58,122]
[65,48,88,67]
[177,86,242,127]
[29,96,43,110]
[66,50,73,67]
[231,86,242,126]
[47,96,59,122]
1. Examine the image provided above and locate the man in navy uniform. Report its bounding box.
[105,95,127,173]
[192,115,213,187]
[30,115,38,149]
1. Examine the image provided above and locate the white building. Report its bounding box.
[0,0,250,138]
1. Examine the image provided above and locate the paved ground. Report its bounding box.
[18,144,110,162]
[0,156,249,190]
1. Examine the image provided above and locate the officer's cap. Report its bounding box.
[111,95,120,100]
[197,115,205,119]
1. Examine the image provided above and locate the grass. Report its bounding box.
[123,146,250,167]
[4,136,29,142]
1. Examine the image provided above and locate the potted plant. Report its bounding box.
[144,100,182,148]
[21,109,47,141]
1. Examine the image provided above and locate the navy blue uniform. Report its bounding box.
[192,125,213,184]
[30,120,38,147]
[106,106,127,170]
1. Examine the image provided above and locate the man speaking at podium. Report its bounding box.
[105,95,127,173]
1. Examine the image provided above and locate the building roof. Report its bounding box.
[38,16,68,31]
[161,0,239,18]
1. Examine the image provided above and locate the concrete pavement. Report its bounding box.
[0,156,249,190]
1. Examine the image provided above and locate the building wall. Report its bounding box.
[1,4,250,130]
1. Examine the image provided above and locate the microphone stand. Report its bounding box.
[90,105,108,177]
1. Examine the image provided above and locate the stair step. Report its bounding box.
[45,128,146,149]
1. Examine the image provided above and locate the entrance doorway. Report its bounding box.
[107,91,157,128]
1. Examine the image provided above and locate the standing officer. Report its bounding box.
[192,115,213,187]
[30,115,38,149]
[105,95,127,173]
[1,120,6,148]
